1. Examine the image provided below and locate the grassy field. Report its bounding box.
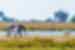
[0,47,71,50]
[0,36,75,50]
[1,22,75,30]
[1,47,75,50]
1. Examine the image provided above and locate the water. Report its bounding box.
[0,30,75,36]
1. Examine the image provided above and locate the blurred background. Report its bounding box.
[0,0,75,37]
[0,0,75,50]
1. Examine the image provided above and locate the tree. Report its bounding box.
[46,18,53,22]
[54,10,69,23]
[0,11,15,22]
[70,16,75,23]
[0,11,4,16]
[0,11,5,22]
[3,17,14,22]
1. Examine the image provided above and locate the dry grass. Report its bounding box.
[0,36,75,50]
[0,22,75,29]
[0,35,73,43]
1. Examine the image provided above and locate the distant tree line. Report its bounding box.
[0,10,75,23]
[0,11,14,22]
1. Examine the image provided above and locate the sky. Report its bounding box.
[0,0,48,21]
[0,0,75,21]
[16,0,48,21]
[0,0,16,18]
[48,0,75,21]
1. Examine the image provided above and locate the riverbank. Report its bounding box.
[0,30,75,37]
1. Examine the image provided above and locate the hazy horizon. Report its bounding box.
[0,0,75,21]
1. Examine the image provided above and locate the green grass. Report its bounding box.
[0,37,75,50]
[1,47,75,50]
[0,47,62,50]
